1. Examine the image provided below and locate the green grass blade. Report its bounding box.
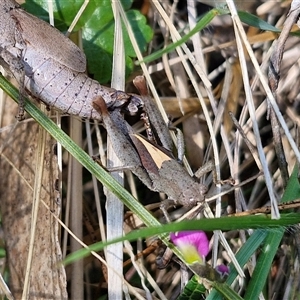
[244,228,284,300]
[139,8,221,64]
[63,213,300,265]
[238,11,280,32]
[138,9,283,66]
[2,75,300,297]
[0,74,162,229]
[208,165,300,299]
[207,229,268,300]
[243,165,300,299]
[212,282,244,300]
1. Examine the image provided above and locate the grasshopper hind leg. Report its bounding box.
[0,46,26,120]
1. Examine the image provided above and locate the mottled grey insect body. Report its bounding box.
[11,8,87,73]
[0,0,139,120]
[22,44,118,120]
[93,95,208,210]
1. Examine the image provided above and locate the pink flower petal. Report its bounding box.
[170,231,209,258]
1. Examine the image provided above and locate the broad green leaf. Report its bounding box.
[23,0,153,83]
[177,276,206,300]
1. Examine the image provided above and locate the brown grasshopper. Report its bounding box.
[0,0,141,120]
[92,76,208,216]
[0,0,208,211]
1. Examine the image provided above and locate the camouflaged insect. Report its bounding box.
[0,0,141,120]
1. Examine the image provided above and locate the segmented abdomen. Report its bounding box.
[22,46,116,120]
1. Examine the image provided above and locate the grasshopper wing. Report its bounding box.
[131,134,173,170]
[11,9,86,72]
